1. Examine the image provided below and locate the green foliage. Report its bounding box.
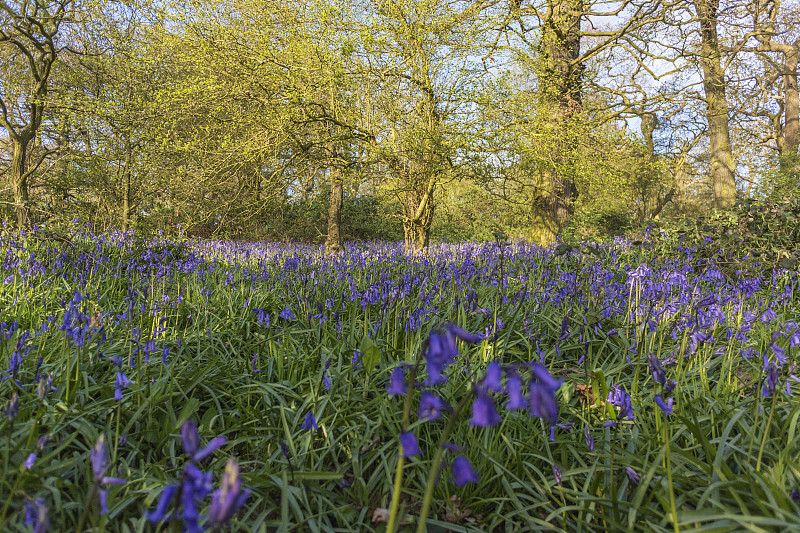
[2,230,800,531]
[640,198,800,275]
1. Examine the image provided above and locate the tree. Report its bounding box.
[693,0,737,208]
[0,0,73,227]
[364,0,500,252]
[749,0,800,196]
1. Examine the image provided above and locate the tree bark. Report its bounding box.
[778,47,799,184]
[694,0,736,209]
[10,136,31,229]
[531,0,583,245]
[325,163,344,254]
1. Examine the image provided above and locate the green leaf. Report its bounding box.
[360,336,381,374]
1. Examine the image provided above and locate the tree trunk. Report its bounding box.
[122,176,131,232]
[531,0,583,245]
[325,165,344,254]
[778,47,799,185]
[121,142,133,232]
[10,136,31,229]
[694,0,736,209]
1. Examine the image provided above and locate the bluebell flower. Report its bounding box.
[3,393,18,419]
[470,393,502,427]
[607,385,635,421]
[322,364,332,391]
[24,498,49,533]
[625,466,640,485]
[763,364,780,397]
[386,366,407,395]
[181,420,227,461]
[114,371,131,400]
[654,395,673,416]
[91,435,110,482]
[146,485,177,523]
[399,431,421,458]
[24,453,36,470]
[505,374,526,410]
[36,374,56,400]
[647,353,665,384]
[584,427,594,452]
[553,463,563,486]
[529,382,559,426]
[301,411,318,431]
[451,456,479,486]
[418,391,448,421]
[207,458,251,527]
[482,361,502,393]
[279,306,295,321]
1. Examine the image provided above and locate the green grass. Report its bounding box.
[0,229,799,532]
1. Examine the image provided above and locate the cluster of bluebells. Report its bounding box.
[3,226,800,528]
[648,353,677,417]
[388,324,562,487]
[146,420,250,532]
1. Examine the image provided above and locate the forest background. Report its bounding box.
[1,0,798,251]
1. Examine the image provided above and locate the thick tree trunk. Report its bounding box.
[325,165,344,254]
[531,0,583,246]
[403,172,436,254]
[10,137,31,229]
[778,48,799,184]
[694,0,736,209]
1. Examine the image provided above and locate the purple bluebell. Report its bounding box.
[301,411,318,431]
[91,436,109,482]
[36,374,56,400]
[114,371,132,400]
[351,350,363,369]
[146,485,177,523]
[418,391,447,421]
[181,420,227,461]
[24,453,36,470]
[3,393,18,419]
[399,431,421,458]
[607,385,635,421]
[451,456,479,486]
[24,498,49,533]
[505,374,526,410]
[207,458,251,527]
[470,393,502,427]
[763,364,780,397]
[625,466,640,485]
[386,366,407,396]
[553,463,563,486]
[647,353,665,384]
[482,361,502,393]
[654,395,673,416]
[529,382,559,426]
[584,427,594,452]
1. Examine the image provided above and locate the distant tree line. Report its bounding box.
[1,0,798,251]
